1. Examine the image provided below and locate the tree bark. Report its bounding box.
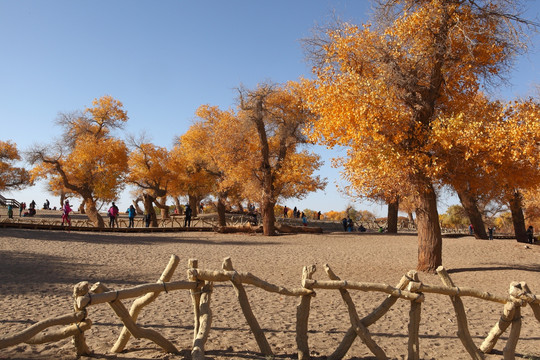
[133,198,144,215]
[154,197,170,220]
[84,198,104,228]
[456,187,488,239]
[217,195,227,227]
[508,190,528,243]
[415,182,442,273]
[143,193,158,227]
[387,198,399,233]
[261,197,276,236]
[408,212,415,226]
[189,194,201,217]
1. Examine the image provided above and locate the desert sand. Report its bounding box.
[0,227,539,359]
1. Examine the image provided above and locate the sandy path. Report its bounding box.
[0,228,539,359]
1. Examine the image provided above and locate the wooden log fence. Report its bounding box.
[1,258,539,360]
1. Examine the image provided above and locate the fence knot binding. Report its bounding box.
[0,255,539,359]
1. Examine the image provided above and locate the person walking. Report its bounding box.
[184,204,192,227]
[62,200,72,227]
[527,226,534,244]
[302,212,308,226]
[108,202,119,228]
[127,205,136,228]
[488,226,494,240]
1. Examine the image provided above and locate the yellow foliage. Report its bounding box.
[300,0,523,205]
[0,140,30,190]
[29,96,129,203]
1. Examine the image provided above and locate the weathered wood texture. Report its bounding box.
[1,256,539,360]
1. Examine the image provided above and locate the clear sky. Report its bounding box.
[1,1,539,216]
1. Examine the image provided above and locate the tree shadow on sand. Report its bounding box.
[447,264,540,274]
[0,228,280,246]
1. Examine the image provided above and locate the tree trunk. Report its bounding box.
[78,202,86,214]
[155,198,170,219]
[508,190,528,243]
[456,187,488,239]
[173,197,182,214]
[84,198,104,228]
[408,212,415,227]
[217,195,227,227]
[387,199,399,234]
[261,197,276,236]
[143,193,158,227]
[133,199,144,215]
[189,194,201,217]
[236,202,244,213]
[416,182,442,273]
[59,191,66,209]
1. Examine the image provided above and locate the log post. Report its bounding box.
[480,301,516,353]
[112,254,179,353]
[437,266,484,359]
[329,271,413,360]
[91,282,178,353]
[324,264,387,360]
[222,257,273,356]
[191,281,213,360]
[407,271,421,360]
[480,281,527,354]
[188,258,202,342]
[503,306,521,360]
[296,265,316,360]
[520,282,540,323]
[72,281,92,356]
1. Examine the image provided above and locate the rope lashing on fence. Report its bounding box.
[1,256,540,360]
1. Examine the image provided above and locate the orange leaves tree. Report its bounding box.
[0,140,30,191]
[126,137,175,227]
[301,0,529,271]
[28,96,129,227]
[435,97,540,242]
[174,105,245,226]
[238,84,326,235]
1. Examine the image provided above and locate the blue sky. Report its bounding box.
[1,1,539,215]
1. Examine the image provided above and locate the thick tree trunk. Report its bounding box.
[261,197,276,236]
[508,190,528,243]
[189,194,201,217]
[155,198,170,220]
[416,182,442,273]
[387,199,399,234]
[456,187,488,239]
[143,194,158,227]
[84,198,104,228]
[217,195,227,227]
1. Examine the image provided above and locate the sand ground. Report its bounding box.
[0,228,539,359]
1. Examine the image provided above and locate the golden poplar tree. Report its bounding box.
[175,105,246,226]
[434,98,540,242]
[301,0,530,271]
[127,138,174,227]
[28,95,129,227]
[0,140,30,191]
[237,84,325,235]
